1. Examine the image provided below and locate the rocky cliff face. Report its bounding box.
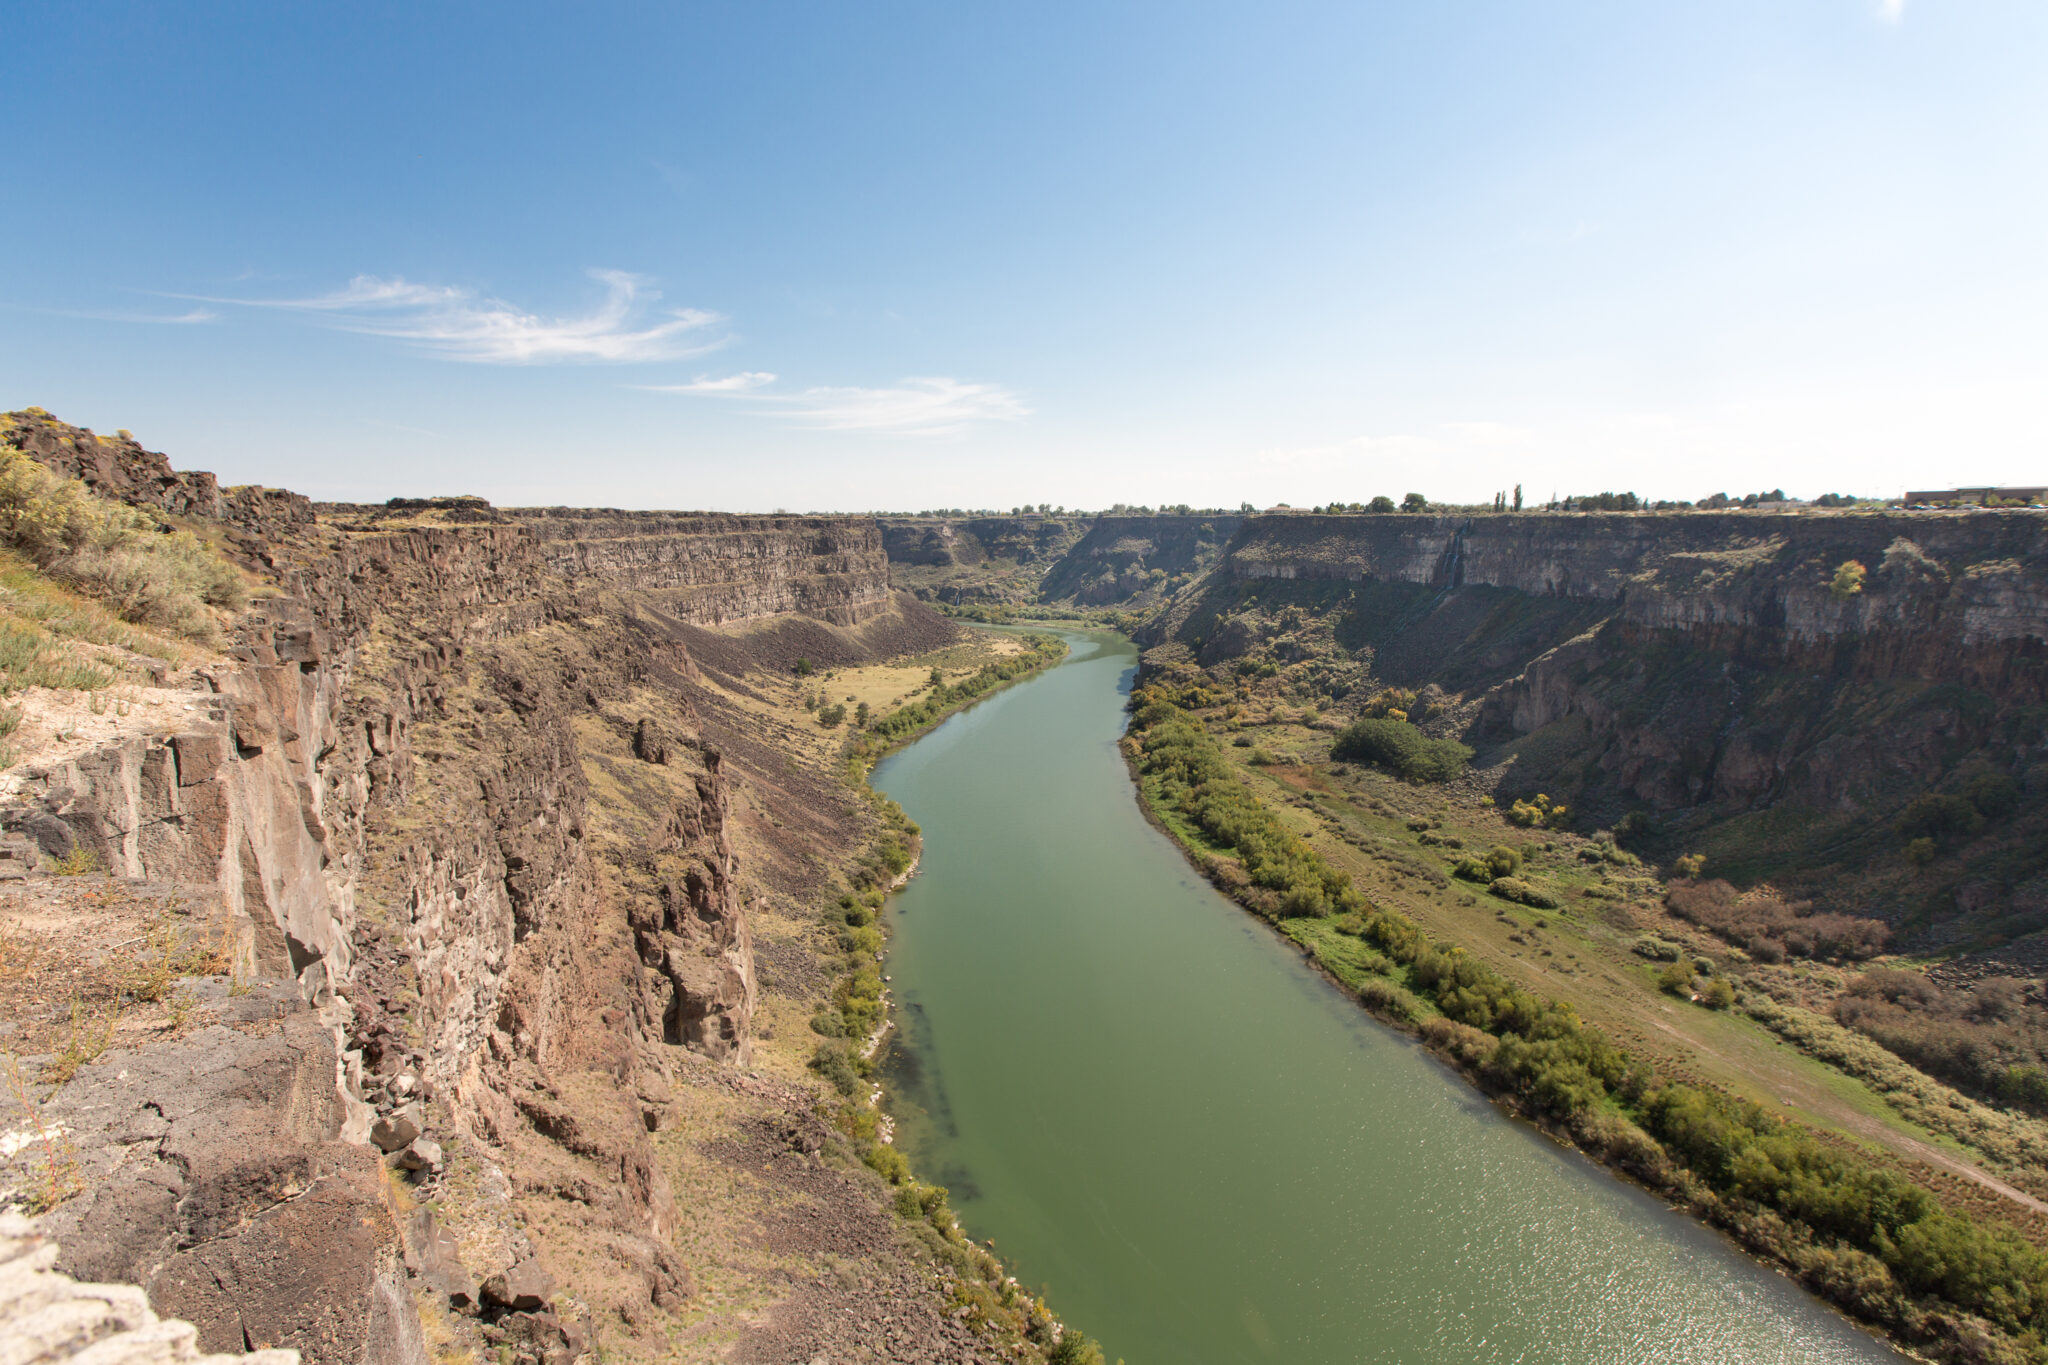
[877,514,1088,568]
[0,421,960,1363]
[1039,514,1243,605]
[507,509,893,625]
[1221,511,2048,697]
[1157,509,2048,946]
[877,515,1091,605]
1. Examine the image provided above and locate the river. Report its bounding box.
[873,629,1901,1365]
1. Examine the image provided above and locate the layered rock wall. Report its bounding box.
[1041,514,1243,604]
[1222,511,2048,700]
[507,509,891,625]
[877,515,1088,570]
[1152,509,2048,940]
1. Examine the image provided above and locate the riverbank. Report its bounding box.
[791,627,1108,1364]
[870,628,1903,1363]
[1119,681,2047,1363]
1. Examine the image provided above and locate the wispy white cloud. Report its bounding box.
[779,378,1028,435]
[643,371,779,395]
[193,269,721,364]
[1878,0,1905,22]
[654,372,1029,436]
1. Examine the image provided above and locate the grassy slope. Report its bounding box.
[1128,692,2048,1358]
[1144,700,2048,1228]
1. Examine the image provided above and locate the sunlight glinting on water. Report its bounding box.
[875,630,1902,1365]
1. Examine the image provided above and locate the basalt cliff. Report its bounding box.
[1144,510,2048,958]
[0,414,1008,1365]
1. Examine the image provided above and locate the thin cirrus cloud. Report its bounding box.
[648,373,1030,437]
[30,305,218,325]
[656,371,780,394]
[1878,0,1905,20]
[193,269,723,364]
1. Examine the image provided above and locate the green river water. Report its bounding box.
[874,629,1903,1365]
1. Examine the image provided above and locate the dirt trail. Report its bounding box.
[1650,1019,2048,1218]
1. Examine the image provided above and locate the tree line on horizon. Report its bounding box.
[878,486,1896,520]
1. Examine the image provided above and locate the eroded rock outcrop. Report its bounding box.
[0,1211,300,1365]
[0,416,959,1360]
[1040,514,1242,605]
[1153,508,2048,944]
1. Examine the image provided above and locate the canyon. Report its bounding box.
[1140,509,2048,953]
[7,418,2048,1365]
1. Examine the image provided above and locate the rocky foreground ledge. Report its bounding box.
[0,1210,298,1365]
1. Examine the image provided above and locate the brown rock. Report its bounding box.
[370,1103,424,1153]
[481,1258,555,1313]
[169,732,229,787]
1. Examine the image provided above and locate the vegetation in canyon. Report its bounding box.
[1126,687,2048,1361]
[877,497,2048,1362]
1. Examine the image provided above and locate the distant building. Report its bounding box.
[1904,486,2048,506]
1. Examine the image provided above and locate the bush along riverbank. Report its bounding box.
[1124,682,2048,1365]
[848,631,1069,771]
[807,637,1110,1365]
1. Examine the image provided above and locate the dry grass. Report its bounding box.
[2,1049,82,1211]
[120,914,234,1002]
[0,883,236,1064]
[1208,710,2048,1213]
[0,445,244,640]
[0,550,204,752]
[37,997,118,1085]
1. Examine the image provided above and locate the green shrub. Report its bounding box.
[1487,876,1560,909]
[864,1143,910,1183]
[809,1043,861,1096]
[1360,687,1421,721]
[1356,976,1420,1022]
[1131,689,1365,919]
[1897,792,1984,842]
[1963,770,2021,819]
[1633,936,1682,962]
[1330,717,1471,782]
[1506,793,1571,829]
[1047,1329,1106,1365]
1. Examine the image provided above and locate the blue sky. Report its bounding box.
[4,2,2043,510]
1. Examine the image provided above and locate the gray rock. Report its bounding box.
[394,1138,442,1172]
[7,807,77,859]
[369,1103,423,1153]
[0,1211,301,1365]
[402,1209,477,1311]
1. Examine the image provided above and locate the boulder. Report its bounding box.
[369,1103,423,1154]
[394,1138,442,1172]
[480,1258,554,1313]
